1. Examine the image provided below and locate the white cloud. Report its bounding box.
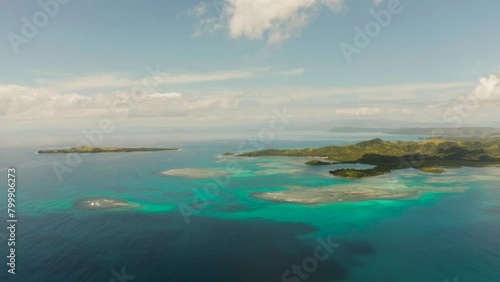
[336,81,472,96]
[335,107,381,116]
[38,69,259,92]
[279,68,306,76]
[320,0,346,12]
[2,74,498,130]
[189,0,345,45]
[149,92,182,98]
[154,69,256,84]
[389,108,412,114]
[0,85,239,120]
[242,81,472,105]
[38,74,136,92]
[187,2,209,17]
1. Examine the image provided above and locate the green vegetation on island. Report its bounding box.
[38,147,179,154]
[240,137,500,178]
[417,167,446,174]
[330,168,388,178]
[305,160,335,165]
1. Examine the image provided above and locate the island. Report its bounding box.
[160,168,235,179]
[304,160,335,165]
[239,137,500,178]
[38,147,179,154]
[252,186,419,204]
[73,197,140,210]
[251,183,469,205]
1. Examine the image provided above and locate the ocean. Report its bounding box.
[1,136,499,282]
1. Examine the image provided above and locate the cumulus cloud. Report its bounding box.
[0,85,239,120]
[189,0,345,45]
[434,74,500,125]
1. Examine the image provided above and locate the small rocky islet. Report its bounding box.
[252,184,469,205]
[73,197,140,210]
[159,168,234,179]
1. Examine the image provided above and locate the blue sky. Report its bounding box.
[1,0,499,142]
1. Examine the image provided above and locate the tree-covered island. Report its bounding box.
[239,137,500,178]
[38,147,179,154]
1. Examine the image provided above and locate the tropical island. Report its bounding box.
[37,147,179,154]
[73,197,140,210]
[251,181,470,205]
[239,137,500,178]
[304,160,336,165]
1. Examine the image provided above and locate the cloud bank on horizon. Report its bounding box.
[1,74,499,129]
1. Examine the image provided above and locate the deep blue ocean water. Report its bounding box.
[1,136,499,282]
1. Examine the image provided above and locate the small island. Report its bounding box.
[251,183,469,205]
[305,160,335,165]
[38,146,179,154]
[239,137,500,178]
[73,197,140,210]
[252,186,420,204]
[329,168,387,178]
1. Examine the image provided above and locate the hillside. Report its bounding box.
[239,138,500,178]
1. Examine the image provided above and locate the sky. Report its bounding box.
[1,0,499,146]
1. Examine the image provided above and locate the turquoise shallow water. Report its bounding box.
[0,138,499,281]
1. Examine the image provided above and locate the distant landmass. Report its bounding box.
[38,147,179,154]
[329,127,500,136]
